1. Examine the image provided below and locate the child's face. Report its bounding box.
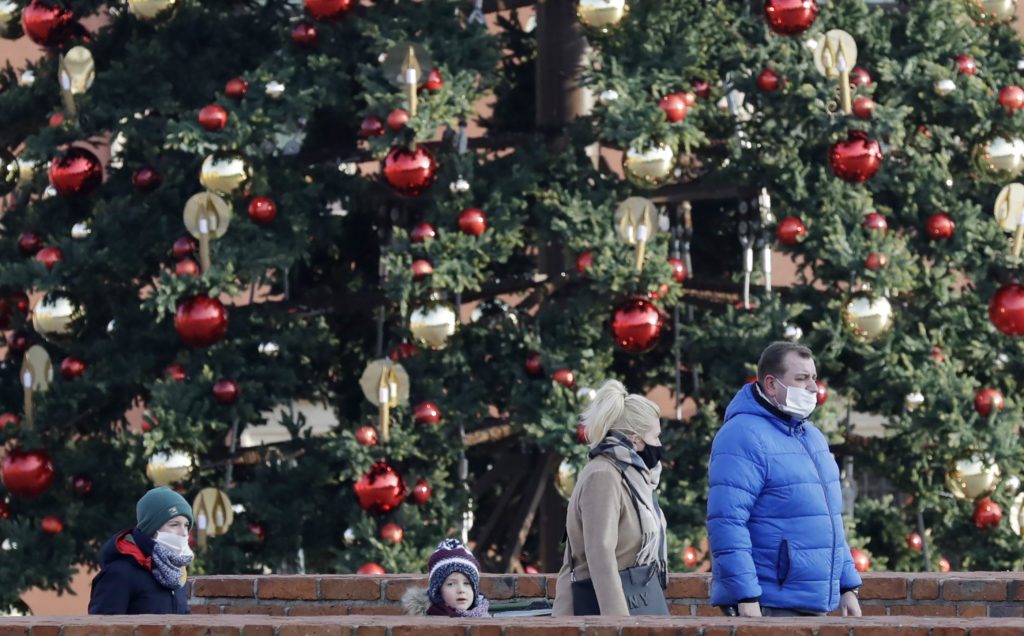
[441,572,474,611]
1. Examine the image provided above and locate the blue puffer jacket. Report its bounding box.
[707,383,861,613]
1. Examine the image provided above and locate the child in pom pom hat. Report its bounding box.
[402,538,492,617]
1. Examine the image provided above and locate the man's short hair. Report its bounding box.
[757,341,814,382]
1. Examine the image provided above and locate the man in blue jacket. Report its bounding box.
[707,342,862,618]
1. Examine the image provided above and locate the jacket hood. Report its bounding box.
[99,529,154,571]
[401,586,431,616]
[724,382,806,435]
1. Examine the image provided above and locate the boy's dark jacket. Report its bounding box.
[88,529,189,615]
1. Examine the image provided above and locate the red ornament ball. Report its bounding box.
[410,221,436,243]
[829,131,883,183]
[249,521,266,542]
[248,197,277,224]
[7,331,30,353]
[383,146,438,197]
[973,497,1003,529]
[974,388,1005,417]
[71,475,93,496]
[50,147,103,198]
[49,112,64,127]
[291,21,318,47]
[18,232,43,256]
[21,0,76,47]
[863,212,888,233]
[682,546,699,569]
[552,368,575,388]
[354,425,378,446]
[357,562,386,575]
[410,479,431,505]
[60,356,86,380]
[1,449,55,498]
[0,413,19,429]
[411,259,433,281]
[611,297,664,354]
[198,105,228,132]
[815,381,828,405]
[930,346,945,364]
[925,212,955,240]
[938,557,951,572]
[387,108,410,131]
[776,216,806,246]
[41,515,63,534]
[956,54,977,76]
[212,378,240,405]
[353,460,406,513]
[852,96,875,120]
[0,501,7,520]
[524,351,544,377]
[763,0,818,35]
[576,250,593,274]
[422,68,444,92]
[999,86,1024,113]
[174,295,228,347]
[305,0,352,20]
[166,364,187,382]
[225,77,248,99]
[576,423,588,444]
[658,93,687,123]
[691,78,711,100]
[989,283,1024,336]
[35,246,63,271]
[379,522,404,545]
[850,67,872,87]
[6,290,29,314]
[865,252,888,271]
[413,401,442,425]
[390,341,418,361]
[132,166,162,192]
[175,258,200,277]
[906,532,923,551]
[668,257,687,284]
[458,208,487,236]
[757,68,781,92]
[359,115,385,138]
[850,547,870,573]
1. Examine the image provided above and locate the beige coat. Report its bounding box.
[551,454,665,616]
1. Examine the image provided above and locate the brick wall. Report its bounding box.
[190,572,1024,619]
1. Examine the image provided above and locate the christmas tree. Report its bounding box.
[1,0,1024,613]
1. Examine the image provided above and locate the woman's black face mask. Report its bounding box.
[637,443,663,469]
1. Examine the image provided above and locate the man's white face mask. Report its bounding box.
[772,379,817,420]
[155,531,193,558]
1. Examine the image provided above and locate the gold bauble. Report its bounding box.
[17,158,40,187]
[0,0,21,40]
[842,293,893,342]
[193,487,234,538]
[946,455,1001,500]
[623,144,674,189]
[31,291,85,345]
[577,0,628,29]
[199,152,252,195]
[975,137,1024,181]
[967,0,1017,23]
[145,451,193,487]
[555,459,578,500]
[409,303,458,349]
[127,0,178,21]
[0,148,17,196]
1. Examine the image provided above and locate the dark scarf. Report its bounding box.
[150,540,193,590]
[426,595,491,617]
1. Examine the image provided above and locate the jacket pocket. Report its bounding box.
[777,539,791,586]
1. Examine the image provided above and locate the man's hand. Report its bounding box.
[840,591,862,617]
[737,601,762,617]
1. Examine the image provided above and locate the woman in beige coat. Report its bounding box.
[552,379,669,617]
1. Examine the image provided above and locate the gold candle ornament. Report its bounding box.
[994,183,1024,257]
[359,359,410,442]
[814,30,858,115]
[614,196,657,272]
[184,191,232,272]
[20,345,52,430]
[382,41,432,117]
[193,487,233,550]
[58,46,95,118]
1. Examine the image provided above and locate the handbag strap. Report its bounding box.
[564,465,647,581]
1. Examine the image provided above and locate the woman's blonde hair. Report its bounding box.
[582,379,661,448]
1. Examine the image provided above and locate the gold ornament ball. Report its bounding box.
[0,0,21,40]
[577,0,628,29]
[555,459,578,500]
[409,303,458,349]
[946,455,1001,500]
[127,0,178,21]
[200,152,253,195]
[623,144,675,189]
[32,291,86,345]
[968,0,1017,23]
[842,293,894,342]
[0,148,17,196]
[975,137,1024,181]
[146,451,193,487]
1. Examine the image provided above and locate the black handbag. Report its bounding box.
[567,469,669,616]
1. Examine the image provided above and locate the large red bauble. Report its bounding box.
[50,147,102,197]
[458,208,487,236]
[925,212,955,241]
[359,115,385,138]
[956,54,977,75]
[212,378,240,405]
[413,401,441,425]
[198,105,228,131]
[411,259,433,281]
[973,497,1003,529]
[357,562,386,575]
[2,449,54,498]
[576,423,588,444]
[863,212,888,233]
[248,197,277,224]
[552,368,575,388]
[354,425,378,446]
[41,515,63,534]
[383,146,438,197]
[21,0,76,47]
[989,283,1024,336]
[906,532,923,551]
[776,216,806,246]
[305,0,352,20]
[379,522,404,544]
[576,250,593,274]
[175,258,200,277]
[422,68,444,92]
[386,108,409,131]
[815,381,828,405]
[611,298,664,354]
[668,257,687,284]
[682,546,699,569]
[763,0,818,35]
[353,461,406,513]
[174,295,228,347]
[132,166,162,192]
[225,78,248,99]
[975,388,1005,417]
[852,96,875,120]
[7,331,29,353]
[850,67,872,87]
[999,85,1024,113]
[757,68,781,92]
[658,93,687,123]
[172,236,198,260]
[166,364,187,382]
[0,413,19,429]
[60,356,86,380]
[410,478,431,505]
[829,131,883,183]
[850,547,870,573]
[35,246,63,271]
[18,232,43,256]
[410,221,436,243]
[291,22,318,47]
[524,352,544,377]
[865,252,888,271]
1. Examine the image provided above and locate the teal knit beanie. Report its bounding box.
[136,487,194,537]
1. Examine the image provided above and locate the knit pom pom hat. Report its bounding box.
[427,538,480,606]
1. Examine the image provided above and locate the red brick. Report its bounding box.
[957,604,988,618]
[666,577,707,599]
[738,626,815,636]
[384,578,420,601]
[517,575,546,599]
[479,576,515,600]
[546,576,559,598]
[583,627,619,636]
[0,628,29,636]
[1010,580,1024,601]
[911,579,939,600]
[393,627,467,636]
[695,604,723,616]
[63,627,136,636]
[189,606,221,615]
[256,577,318,600]
[134,625,167,636]
[348,606,404,616]
[969,629,1024,636]
[889,604,956,617]
[989,605,1024,618]
[222,606,284,616]
[622,627,702,636]
[860,604,887,616]
[943,580,1007,602]
[669,603,691,616]
[193,578,255,599]
[353,628,387,636]
[931,628,968,636]
[469,626,503,636]
[278,625,346,636]
[28,627,59,636]
[860,576,907,600]
[168,627,238,636]
[286,606,352,616]
[504,627,582,636]
[700,629,733,636]
[239,627,275,636]
[815,628,851,636]
[319,577,381,601]
[850,628,930,636]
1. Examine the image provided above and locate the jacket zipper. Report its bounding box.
[795,426,837,608]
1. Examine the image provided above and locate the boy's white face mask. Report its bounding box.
[155,531,193,558]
